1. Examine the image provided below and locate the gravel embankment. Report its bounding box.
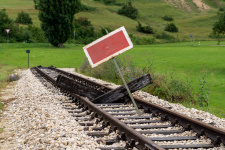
[0,69,100,150]
[0,68,224,150]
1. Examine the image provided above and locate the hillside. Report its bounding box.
[0,0,225,42]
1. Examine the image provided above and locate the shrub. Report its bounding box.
[27,25,47,43]
[129,34,155,45]
[101,26,113,35]
[79,56,196,104]
[153,32,178,42]
[136,22,154,34]
[118,1,138,19]
[165,23,178,32]
[15,11,32,25]
[74,17,96,44]
[162,15,174,21]
[7,73,20,82]
[103,0,116,5]
[16,28,34,43]
[80,4,96,12]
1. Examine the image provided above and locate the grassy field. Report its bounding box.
[0,42,224,118]
[0,0,224,41]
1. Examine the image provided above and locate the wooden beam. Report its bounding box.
[56,75,105,100]
[91,74,152,104]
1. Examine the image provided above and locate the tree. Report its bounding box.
[213,13,225,45]
[37,0,81,47]
[0,9,13,35]
[15,11,33,25]
[118,1,138,19]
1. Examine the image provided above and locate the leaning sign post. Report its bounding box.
[83,26,141,116]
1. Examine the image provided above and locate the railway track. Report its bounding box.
[31,65,225,150]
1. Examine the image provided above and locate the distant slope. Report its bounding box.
[0,0,225,42]
[77,0,225,41]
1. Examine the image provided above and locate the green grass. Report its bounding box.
[0,42,224,118]
[0,43,85,68]
[0,0,225,41]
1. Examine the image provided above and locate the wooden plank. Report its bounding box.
[110,112,137,115]
[87,132,108,137]
[139,130,183,135]
[99,105,129,109]
[105,109,136,112]
[150,136,197,141]
[56,75,104,100]
[96,103,124,106]
[98,147,125,150]
[131,125,172,129]
[91,74,152,103]
[79,122,94,126]
[68,110,83,113]
[97,139,117,145]
[123,120,162,124]
[116,116,152,120]
[74,117,90,121]
[161,144,214,149]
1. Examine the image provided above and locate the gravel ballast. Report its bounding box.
[0,70,100,150]
[0,68,224,149]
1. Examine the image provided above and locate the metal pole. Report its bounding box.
[193,37,195,46]
[74,31,75,45]
[112,58,141,116]
[28,53,29,68]
[7,33,9,43]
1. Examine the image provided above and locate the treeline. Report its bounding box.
[0,9,46,43]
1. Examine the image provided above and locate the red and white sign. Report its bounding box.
[83,26,133,68]
[5,29,10,34]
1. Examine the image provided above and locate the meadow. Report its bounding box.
[0,0,224,41]
[0,42,224,118]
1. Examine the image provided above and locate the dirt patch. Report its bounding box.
[0,82,17,108]
[0,81,17,148]
[192,0,210,11]
[163,0,210,12]
[163,0,192,12]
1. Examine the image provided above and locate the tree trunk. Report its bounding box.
[58,43,63,47]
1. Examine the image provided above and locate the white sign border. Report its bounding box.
[83,26,133,68]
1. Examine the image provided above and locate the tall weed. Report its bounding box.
[79,57,209,106]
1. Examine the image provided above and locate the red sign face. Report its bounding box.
[83,26,133,68]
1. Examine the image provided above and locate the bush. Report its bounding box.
[118,1,138,19]
[80,4,96,12]
[15,11,32,25]
[79,57,196,104]
[74,17,96,44]
[27,25,47,43]
[162,15,174,21]
[129,34,155,45]
[101,26,113,35]
[153,32,178,42]
[165,23,178,32]
[136,22,154,34]
[103,0,116,5]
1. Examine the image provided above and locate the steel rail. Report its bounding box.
[32,66,165,149]
[72,93,164,150]
[32,66,225,147]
